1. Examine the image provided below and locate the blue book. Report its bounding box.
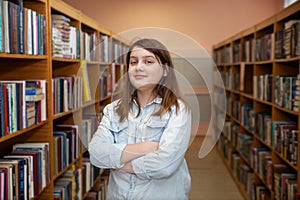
[25,87,42,95]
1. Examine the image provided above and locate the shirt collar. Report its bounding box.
[132,97,162,107]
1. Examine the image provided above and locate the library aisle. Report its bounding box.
[186,136,243,200]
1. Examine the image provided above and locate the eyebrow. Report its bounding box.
[129,55,156,59]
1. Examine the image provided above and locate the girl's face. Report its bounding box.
[128,47,165,92]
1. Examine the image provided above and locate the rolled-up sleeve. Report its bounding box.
[131,102,192,179]
[89,104,127,169]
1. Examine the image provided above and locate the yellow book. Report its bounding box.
[81,60,91,102]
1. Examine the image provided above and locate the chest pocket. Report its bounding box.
[109,120,128,144]
[142,114,170,142]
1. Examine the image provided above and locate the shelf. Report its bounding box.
[52,109,80,120]
[0,53,47,59]
[273,104,299,116]
[274,56,300,63]
[0,120,48,143]
[53,159,79,180]
[213,3,300,198]
[0,0,129,199]
[52,57,81,63]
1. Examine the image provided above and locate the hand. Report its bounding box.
[120,141,159,164]
[120,162,134,173]
[142,141,159,153]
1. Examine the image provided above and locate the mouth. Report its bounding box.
[134,75,146,79]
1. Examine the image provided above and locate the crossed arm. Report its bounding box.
[120,142,159,173]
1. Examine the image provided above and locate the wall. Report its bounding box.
[63,0,284,54]
[62,0,284,134]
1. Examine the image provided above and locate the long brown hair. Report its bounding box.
[115,38,187,121]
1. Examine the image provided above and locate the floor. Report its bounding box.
[186,136,244,200]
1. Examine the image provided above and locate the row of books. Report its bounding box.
[52,14,80,59]
[82,157,103,195]
[274,75,297,111]
[213,45,232,64]
[53,124,80,176]
[250,147,271,186]
[221,71,298,111]
[255,112,272,144]
[79,60,118,103]
[255,33,273,62]
[242,38,256,63]
[230,149,298,200]
[82,32,111,63]
[112,39,128,64]
[0,80,46,138]
[272,121,298,166]
[224,111,298,167]
[53,159,106,200]
[218,134,229,160]
[54,164,82,200]
[240,104,254,132]
[52,76,83,115]
[213,33,273,64]
[100,34,110,63]
[214,19,300,65]
[294,74,300,111]
[0,142,50,199]
[232,41,241,63]
[222,121,239,148]
[82,31,97,62]
[253,74,273,102]
[85,170,109,200]
[251,151,298,200]
[238,163,254,197]
[0,0,46,55]
[51,14,130,63]
[231,100,240,121]
[275,20,300,59]
[237,133,253,163]
[224,73,297,110]
[51,62,119,115]
[82,114,99,150]
[99,67,112,99]
[220,71,240,91]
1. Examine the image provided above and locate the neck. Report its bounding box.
[137,90,156,108]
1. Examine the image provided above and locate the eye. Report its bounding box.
[145,59,155,65]
[130,60,137,65]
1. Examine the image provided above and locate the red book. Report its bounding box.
[3,84,9,135]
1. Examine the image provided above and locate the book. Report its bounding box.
[25,87,42,95]
[80,60,91,102]
[10,150,39,196]
[12,142,50,191]
[5,154,33,199]
[3,156,28,200]
[0,164,14,199]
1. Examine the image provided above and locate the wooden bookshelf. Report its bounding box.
[213,1,300,200]
[0,0,127,199]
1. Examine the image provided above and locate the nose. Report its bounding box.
[135,61,144,71]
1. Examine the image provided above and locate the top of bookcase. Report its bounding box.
[276,0,300,22]
[51,0,81,21]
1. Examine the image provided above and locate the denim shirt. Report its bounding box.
[89,98,192,200]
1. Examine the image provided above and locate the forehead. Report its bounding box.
[130,47,155,57]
